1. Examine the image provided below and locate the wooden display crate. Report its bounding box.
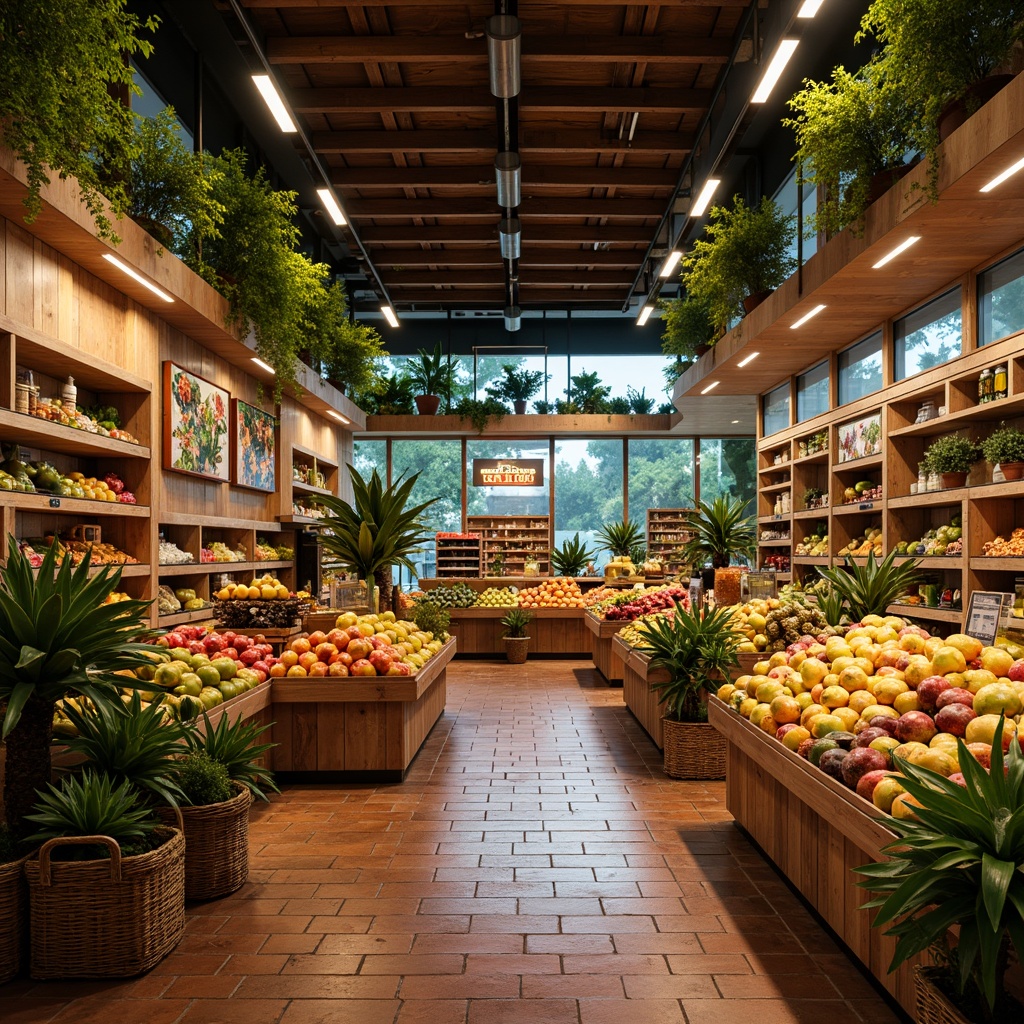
[446,607,588,656]
[584,611,625,684]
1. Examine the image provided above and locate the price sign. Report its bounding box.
[964,591,1012,647]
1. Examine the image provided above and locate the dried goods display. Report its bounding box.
[517,577,585,608]
[292,500,326,519]
[201,541,247,563]
[159,539,195,565]
[759,527,789,542]
[982,528,1024,557]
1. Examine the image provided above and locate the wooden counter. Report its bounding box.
[584,612,625,684]
[269,638,457,781]
[446,607,589,656]
[708,697,919,1015]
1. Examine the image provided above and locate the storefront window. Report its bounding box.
[838,332,883,405]
[351,440,386,481]
[894,288,962,380]
[773,167,818,266]
[699,439,756,508]
[796,361,829,422]
[979,246,1024,346]
[627,439,695,535]
[554,439,623,561]
[466,441,550,518]
[762,383,790,436]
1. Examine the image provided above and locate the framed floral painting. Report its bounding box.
[232,399,277,492]
[837,412,883,463]
[163,362,231,482]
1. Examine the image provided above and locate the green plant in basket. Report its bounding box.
[981,423,1024,467]
[551,534,596,577]
[500,608,533,639]
[856,719,1024,1023]
[817,549,923,620]
[177,751,232,807]
[636,605,741,722]
[596,519,644,558]
[413,600,451,641]
[923,434,982,475]
[183,713,279,802]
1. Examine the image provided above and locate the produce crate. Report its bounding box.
[212,597,301,629]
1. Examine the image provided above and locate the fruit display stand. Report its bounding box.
[584,611,625,684]
[611,635,666,748]
[446,606,589,657]
[707,697,920,1015]
[269,637,457,781]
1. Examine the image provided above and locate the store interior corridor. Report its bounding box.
[4,661,903,1024]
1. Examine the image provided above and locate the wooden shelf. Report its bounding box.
[833,453,883,471]
[888,604,963,623]
[158,607,216,627]
[888,488,967,508]
[291,444,338,469]
[889,393,1024,437]
[758,513,791,524]
[757,538,792,547]
[3,492,150,517]
[793,507,829,519]
[0,409,150,460]
[892,556,964,570]
[290,480,335,498]
[279,514,323,526]
[160,511,283,533]
[970,557,1024,571]
[759,463,791,476]
[792,449,829,466]
[760,479,792,495]
[832,501,882,516]
[792,556,831,565]
[158,560,293,577]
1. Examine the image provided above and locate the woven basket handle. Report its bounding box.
[167,803,185,832]
[37,835,122,885]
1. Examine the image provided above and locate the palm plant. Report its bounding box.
[183,713,279,803]
[682,496,756,569]
[0,538,156,839]
[857,720,1024,1022]
[626,387,655,414]
[407,343,454,403]
[359,371,415,415]
[317,467,438,613]
[500,608,533,639]
[636,605,741,722]
[550,534,596,577]
[817,549,923,620]
[596,518,644,558]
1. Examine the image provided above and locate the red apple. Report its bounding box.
[935,687,975,709]
[368,650,393,675]
[350,658,376,676]
[895,711,937,745]
[934,703,976,737]
[842,747,890,789]
[855,769,890,803]
[1008,659,1024,682]
[188,641,205,655]
[239,648,260,666]
[916,675,951,710]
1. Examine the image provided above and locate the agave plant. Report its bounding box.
[550,533,596,576]
[500,608,533,639]
[0,538,157,838]
[183,712,279,803]
[596,518,644,557]
[814,582,847,627]
[636,604,741,722]
[682,496,755,569]
[857,720,1024,1021]
[62,691,188,809]
[317,467,438,613]
[816,549,923,620]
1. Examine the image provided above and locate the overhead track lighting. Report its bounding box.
[658,251,683,278]
[872,236,921,269]
[486,15,522,99]
[381,305,399,328]
[979,155,1024,192]
[495,152,522,209]
[689,178,721,218]
[252,74,297,133]
[751,39,799,104]
[499,217,521,260]
[316,188,346,226]
[790,303,826,329]
[504,305,522,331]
[636,304,655,326]
[328,410,351,425]
[102,254,174,303]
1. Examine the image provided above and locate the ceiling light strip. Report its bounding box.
[790,303,826,329]
[690,178,721,218]
[381,305,399,328]
[251,357,276,375]
[101,254,174,303]
[797,0,825,17]
[751,39,800,104]
[658,251,683,278]
[316,188,346,226]
[636,304,655,326]
[979,155,1024,192]
[700,381,720,394]
[736,352,759,368]
[328,410,351,425]
[872,235,921,269]
[252,74,297,133]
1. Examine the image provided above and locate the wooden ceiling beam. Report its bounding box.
[331,165,679,189]
[374,248,643,267]
[292,85,712,114]
[347,197,666,219]
[386,269,635,287]
[313,128,693,153]
[268,34,732,65]
[360,223,653,243]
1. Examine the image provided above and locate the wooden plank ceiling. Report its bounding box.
[234,0,746,311]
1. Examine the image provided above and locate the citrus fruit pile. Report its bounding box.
[517,577,585,608]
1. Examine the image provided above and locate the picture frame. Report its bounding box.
[232,399,277,493]
[837,412,882,463]
[162,362,231,483]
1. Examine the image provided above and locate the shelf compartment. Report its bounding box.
[889,392,1024,438]
[892,556,965,570]
[793,507,830,519]
[970,557,1024,571]
[792,449,829,466]
[290,480,335,498]
[758,513,791,525]
[833,453,883,471]
[793,556,831,565]
[888,488,967,508]
[158,608,216,628]
[158,560,293,577]
[0,492,150,517]
[0,409,150,460]
[757,538,792,547]
[832,502,882,516]
[760,480,792,495]
[887,604,963,623]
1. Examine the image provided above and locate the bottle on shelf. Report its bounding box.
[994,364,1008,400]
[979,367,994,404]
[61,375,77,410]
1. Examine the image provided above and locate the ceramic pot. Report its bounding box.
[415,394,441,416]
[940,472,968,489]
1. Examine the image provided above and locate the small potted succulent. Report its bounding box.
[500,608,533,664]
[981,422,1024,481]
[485,364,550,414]
[922,434,982,488]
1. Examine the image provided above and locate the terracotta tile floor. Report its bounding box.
[3,660,904,1024]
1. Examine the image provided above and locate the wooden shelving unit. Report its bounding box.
[645,508,694,576]
[465,515,551,576]
[285,444,338,524]
[435,534,482,578]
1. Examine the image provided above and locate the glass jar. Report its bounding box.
[979,367,994,404]
[994,364,1008,399]
[713,567,743,608]
[917,465,928,492]
[927,471,942,492]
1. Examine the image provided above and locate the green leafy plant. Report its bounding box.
[803,487,825,506]
[183,713,279,803]
[412,600,450,640]
[61,691,187,809]
[358,371,415,415]
[407,342,454,402]
[566,370,611,414]
[857,720,1024,1021]
[682,497,756,569]
[317,468,438,614]
[305,283,386,398]
[550,534,596,577]
[595,519,644,558]
[815,582,847,627]
[533,400,554,415]
[177,751,232,807]
[626,387,655,414]
[485,364,550,406]
[629,542,648,567]
[0,538,156,839]
[452,396,507,434]
[981,423,1024,466]
[784,63,918,237]
[659,295,717,360]
[24,771,162,861]
[636,605,741,722]
[0,0,158,241]
[607,397,631,415]
[923,433,982,474]
[817,549,924,620]
[500,608,533,639]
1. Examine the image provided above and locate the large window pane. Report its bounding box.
[566,355,674,411]
[797,361,829,422]
[979,247,1024,346]
[392,440,463,584]
[351,440,386,481]
[838,332,883,405]
[895,288,962,380]
[627,439,695,540]
[762,383,790,436]
[699,439,756,509]
[554,439,623,562]
[774,167,818,267]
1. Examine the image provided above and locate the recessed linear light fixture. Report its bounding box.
[790,303,826,329]
[731,419,740,424]
[381,305,399,328]
[690,178,721,218]
[751,40,800,104]
[328,410,351,425]
[700,381,720,394]
[980,155,1024,192]
[316,188,346,226]
[737,351,760,368]
[636,304,655,326]
[658,251,683,278]
[797,0,825,17]
[101,253,174,303]
[872,235,921,269]
[251,357,276,375]
[252,74,297,133]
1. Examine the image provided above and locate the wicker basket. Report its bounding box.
[915,967,973,1024]
[662,717,727,779]
[0,854,30,984]
[24,826,185,979]
[157,785,252,900]
[503,637,530,664]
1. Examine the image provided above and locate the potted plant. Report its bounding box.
[358,370,415,415]
[566,369,612,414]
[500,608,533,664]
[22,771,185,979]
[923,434,982,488]
[596,518,644,559]
[803,486,826,510]
[626,387,656,414]
[817,549,924,620]
[551,533,596,577]
[407,342,454,415]
[0,823,27,983]
[452,396,507,433]
[682,196,797,335]
[856,721,1024,1024]
[682,496,756,603]
[636,604,741,779]
[783,62,919,237]
[659,294,717,359]
[981,422,1024,481]
[485,363,550,413]
[0,0,157,242]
